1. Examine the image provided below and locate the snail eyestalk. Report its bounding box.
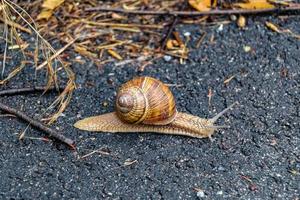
[209,101,239,124]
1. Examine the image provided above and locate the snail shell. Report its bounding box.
[116,77,177,125]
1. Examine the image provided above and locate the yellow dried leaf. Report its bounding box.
[37,0,64,20]
[166,39,180,50]
[265,21,280,32]
[166,40,174,49]
[42,0,64,10]
[108,49,123,60]
[189,0,211,11]
[233,0,275,9]
[37,9,53,20]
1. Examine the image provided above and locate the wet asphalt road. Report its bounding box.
[0,15,299,199]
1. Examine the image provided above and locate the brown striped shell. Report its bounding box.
[115,77,177,125]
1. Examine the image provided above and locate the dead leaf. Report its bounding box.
[166,39,180,50]
[37,0,65,20]
[189,0,212,11]
[42,0,64,10]
[233,0,275,9]
[173,32,184,46]
[37,9,53,20]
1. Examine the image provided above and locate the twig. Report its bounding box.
[0,17,32,34]
[161,18,179,49]
[0,102,75,148]
[36,37,77,70]
[0,86,65,96]
[161,2,187,49]
[0,114,15,117]
[79,148,111,159]
[85,6,300,16]
[196,32,207,48]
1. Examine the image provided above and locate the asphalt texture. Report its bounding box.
[0,15,299,199]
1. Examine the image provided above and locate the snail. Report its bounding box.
[74,76,237,139]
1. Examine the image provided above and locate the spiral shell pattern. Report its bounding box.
[116,77,177,125]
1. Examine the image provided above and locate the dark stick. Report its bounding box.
[85,6,300,16]
[0,86,65,96]
[0,102,75,148]
[161,1,187,49]
[161,16,179,49]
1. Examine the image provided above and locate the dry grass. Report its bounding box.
[0,0,75,124]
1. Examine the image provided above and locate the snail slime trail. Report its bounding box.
[74,77,238,139]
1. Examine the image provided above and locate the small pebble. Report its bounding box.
[218,166,225,171]
[102,101,108,107]
[196,190,205,198]
[163,55,172,62]
[243,46,251,52]
[230,15,237,21]
[249,184,258,191]
[184,32,191,37]
[217,190,223,195]
[237,15,246,28]
[217,24,224,32]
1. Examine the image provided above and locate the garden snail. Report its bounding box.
[74,76,237,139]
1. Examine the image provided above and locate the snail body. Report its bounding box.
[74,77,237,139]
